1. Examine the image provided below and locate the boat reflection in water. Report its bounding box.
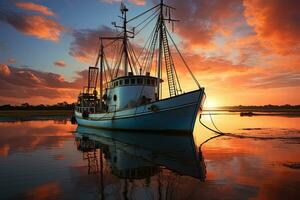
[75,126,206,199]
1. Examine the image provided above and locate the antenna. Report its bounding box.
[120,1,128,15]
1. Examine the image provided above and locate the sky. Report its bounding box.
[0,0,299,106]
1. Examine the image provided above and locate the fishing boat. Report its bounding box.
[75,0,205,132]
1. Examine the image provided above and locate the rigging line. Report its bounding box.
[144,20,160,74]
[128,42,141,69]
[104,63,108,84]
[140,34,154,74]
[127,4,160,23]
[127,42,137,73]
[127,51,134,74]
[145,18,160,73]
[101,31,123,59]
[132,16,159,74]
[112,43,124,77]
[103,53,113,79]
[145,31,159,74]
[165,27,201,89]
[103,35,122,48]
[110,41,121,75]
[136,19,158,61]
[115,47,124,78]
[94,42,101,67]
[134,10,160,36]
[139,24,156,68]
[134,7,160,29]
[102,58,108,86]
[128,42,144,74]
[127,43,139,74]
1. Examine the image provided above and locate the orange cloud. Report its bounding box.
[0,11,64,41]
[69,26,116,63]
[169,0,243,48]
[0,65,87,105]
[243,0,300,55]
[54,60,66,67]
[15,2,55,16]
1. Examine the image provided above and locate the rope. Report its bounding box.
[165,28,201,89]
[199,112,300,140]
[198,114,225,136]
[134,9,160,36]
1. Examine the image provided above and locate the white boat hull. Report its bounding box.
[75,88,205,132]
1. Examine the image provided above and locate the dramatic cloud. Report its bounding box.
[0,10,64,41]
[15,2,55,16]
[69,26,116,63]
[243,0,300,55]
[0,65,87,104]
[54,60,66,67]
[168,0,244,48]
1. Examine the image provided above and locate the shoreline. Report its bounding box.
[0,110,73,121]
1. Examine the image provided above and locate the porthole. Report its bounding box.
[113,95,117,101]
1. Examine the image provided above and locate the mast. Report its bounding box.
[157,0,164,100]
[99,39,104,110]
[113,2,133,77]
[122,3,129,76]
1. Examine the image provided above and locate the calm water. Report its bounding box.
[0,113,299,200]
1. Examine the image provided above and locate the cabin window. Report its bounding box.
[151,79,155,86]
[137,78,143,84]
[125,79,129,85]
[115,81,119,87]
[146,79,151,85]
[130,79,136,84]
[113,95,117,101]
[119,80,123,85]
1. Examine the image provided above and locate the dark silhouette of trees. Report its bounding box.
[0,102,75,110]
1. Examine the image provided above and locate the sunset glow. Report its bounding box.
[0,0,299,106]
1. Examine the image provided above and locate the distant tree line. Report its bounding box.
[0,102,75,110]
[220,104,300,110]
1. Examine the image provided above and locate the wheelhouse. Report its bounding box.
[105,75,162,112]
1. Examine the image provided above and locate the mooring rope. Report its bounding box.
[199,112,300,140]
